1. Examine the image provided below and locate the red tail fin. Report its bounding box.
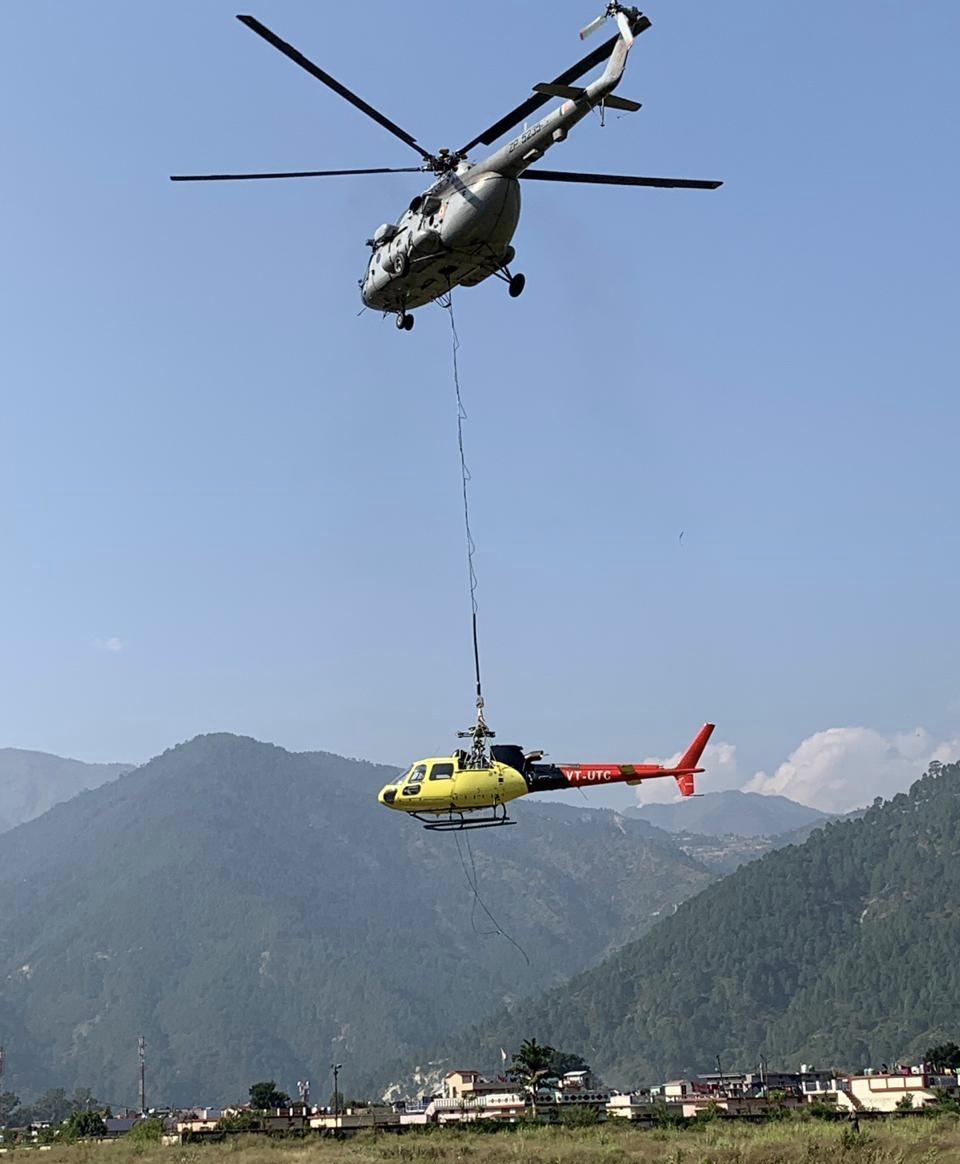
[672,723,715,798]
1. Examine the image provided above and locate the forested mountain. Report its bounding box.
[0,749,131,834]
[447,761,960,1088]
[666,830,780,874]
[0,734,712,1106]
[628,790,829,837]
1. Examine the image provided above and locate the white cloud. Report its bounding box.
[635,739,741,805]
[635,725,960,814]
[745,726,960,814]
[94,637,124,653]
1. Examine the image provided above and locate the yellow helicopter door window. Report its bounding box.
[429,762,454,780]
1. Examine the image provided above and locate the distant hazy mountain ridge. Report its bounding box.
[0,748,132,834]
[628,789,830,837]
[0,733,714,1105]
[447,760,960,1086]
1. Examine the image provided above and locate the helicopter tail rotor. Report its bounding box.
[578,13,608,41]
[579,4,639,49]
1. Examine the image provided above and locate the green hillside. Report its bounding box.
[450,761,960,1086]
[0,749,131,834]
[0,734,712,1106]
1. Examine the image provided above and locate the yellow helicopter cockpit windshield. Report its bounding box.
[378,759,454,809]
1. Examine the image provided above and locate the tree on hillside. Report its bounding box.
[549,1050,591,1078]
[509,1038,556,1117]
[71,1087,100,1111]
[26,1088,75,1124]
[924,1042,960,1071]
[248,1081,291,1110]
[0,1092,20,1126]
[65,1110,107,1140]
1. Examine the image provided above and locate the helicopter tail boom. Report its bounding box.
[551,724,715,797]
[591,8,648,100]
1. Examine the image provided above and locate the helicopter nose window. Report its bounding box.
[400,761,430,796]
[429,762,454,781]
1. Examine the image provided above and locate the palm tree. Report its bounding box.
[509,1038,556,1118]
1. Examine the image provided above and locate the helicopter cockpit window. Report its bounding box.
[372,222,398,247]
[402,764,427,786]
[429,762,454,781]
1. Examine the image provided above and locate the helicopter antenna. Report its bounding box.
[447,300,495,769]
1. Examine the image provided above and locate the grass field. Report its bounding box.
[19,1116,960,1164]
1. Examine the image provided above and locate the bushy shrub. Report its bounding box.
[128,1117,165,1144]
[558,1104,600,1128]
[64,1110,106,1140]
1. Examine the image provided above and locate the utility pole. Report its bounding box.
[330,1063,342,1129]
[716,1054,725,1096]
[0,1044,6,1128]
[138,1037,146,1115]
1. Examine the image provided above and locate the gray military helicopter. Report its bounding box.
[172,4,722,330]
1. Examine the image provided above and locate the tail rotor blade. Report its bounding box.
[579,13,607,41]
[616,10,635,47]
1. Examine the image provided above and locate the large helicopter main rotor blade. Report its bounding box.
[521,169,723,190]
[236,15,433,163]
[457,16,651,157]
[170,166,424,182]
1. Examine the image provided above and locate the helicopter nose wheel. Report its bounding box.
[508,272,526,299]
[396,311,415,331]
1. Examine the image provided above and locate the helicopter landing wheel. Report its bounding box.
[396,312,414,331]
[508,272,526,299]
[393,252,410,277]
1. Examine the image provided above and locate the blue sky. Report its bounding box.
[2,2,958,812]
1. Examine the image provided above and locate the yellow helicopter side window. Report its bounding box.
[429,762,454,781]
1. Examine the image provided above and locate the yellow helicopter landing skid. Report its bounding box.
[412,804,516,831]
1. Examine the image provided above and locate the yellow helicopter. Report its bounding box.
[378,717,715,830]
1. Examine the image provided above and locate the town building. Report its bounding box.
[833,1071,960,1113]
[441,1070,509,1101]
